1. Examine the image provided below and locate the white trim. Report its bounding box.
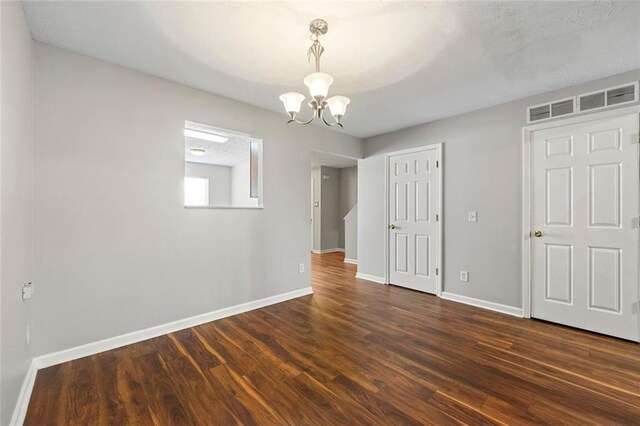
[436,144,443,297]
[34,287,313,369]
[312,248,344,254]
[343,204,357,221]
[522,124,532,318]
[384,149,389,284]
[384,143,443,295]
[441,292,523,318]
[343,258,357,265]
[10,360,37,426]
[355,272,386,284]
[521,105,640,320]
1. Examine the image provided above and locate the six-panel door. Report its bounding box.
[388,148,440,294]
[531,113,639,341]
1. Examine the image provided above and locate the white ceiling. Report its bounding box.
[311,150,358,169]
[23,1,640,138]
[185,134,252,167]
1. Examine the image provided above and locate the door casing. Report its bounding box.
[384,143,443,296]
[521,105,640,320]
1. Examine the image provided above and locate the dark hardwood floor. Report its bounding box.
[26,252,640,425]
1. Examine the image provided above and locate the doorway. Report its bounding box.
[385,144,443,294]
[523,109,640,341]
[310,150,359,266]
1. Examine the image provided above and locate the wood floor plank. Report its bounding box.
[132,352,196,425]
[24,364,65,426]
[113,357,157,425]
[65,356,100,425]
[163,356,238,425]
[25,252,640,425]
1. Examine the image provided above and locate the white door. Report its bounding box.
[388,146,441,293]
[531,113,639,341]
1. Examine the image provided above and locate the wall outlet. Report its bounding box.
[468,211,478,222]
[460,271,469,282]
[299,263,305,274]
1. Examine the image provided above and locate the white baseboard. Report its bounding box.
[10,359,37,426]
[343,258,357,265]
[34,287,313,369]
[355,272,386,284]
[441,291,523,318]
[312,248,345,254]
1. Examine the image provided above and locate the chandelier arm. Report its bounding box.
[287,113,315,125]
[320,109,344,129]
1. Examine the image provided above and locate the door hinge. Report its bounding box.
[436,268,439,276]
[436,214,439,221]
[436,160,439,168]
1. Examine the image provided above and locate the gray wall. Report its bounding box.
[338,166,357,248]
[358,69,640,309]
[344,205,357,262]
[185,162,232,206]
[1,2,34,424]
[231,159,259,207]
[32,43,362,356]
[311,167,321,252]
[320,166,341,251]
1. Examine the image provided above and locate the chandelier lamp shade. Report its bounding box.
[279,19,350,128]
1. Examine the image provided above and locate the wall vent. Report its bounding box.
[527,81,639,124]
[527,97,575,123]
[577,82,639,113]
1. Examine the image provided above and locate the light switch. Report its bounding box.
[468,211,477,222]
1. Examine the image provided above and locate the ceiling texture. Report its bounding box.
[311,150,358,169]
[23,1,640,138]
[185,134,251,167]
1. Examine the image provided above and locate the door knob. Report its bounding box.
[389,224,396,230]
[533,230,543,238]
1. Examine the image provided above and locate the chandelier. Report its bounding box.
[279,19,351,128]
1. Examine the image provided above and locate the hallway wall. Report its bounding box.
[1,2,34,424]
[338,166,357,249]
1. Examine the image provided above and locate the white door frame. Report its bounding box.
[384,143,444,296]
[521,105,640,319]
[310,177,315,252]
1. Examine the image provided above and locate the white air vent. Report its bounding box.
[527,97,575,123]
[578,82,638,113]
